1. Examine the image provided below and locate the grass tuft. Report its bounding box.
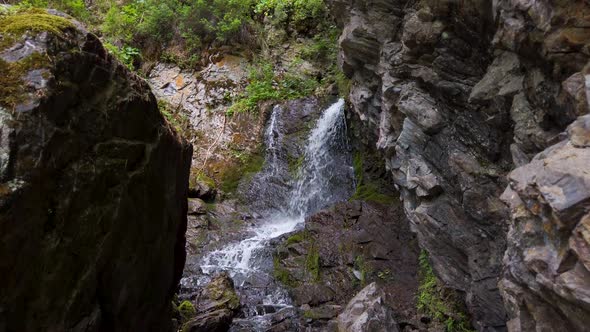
[417,250,475,332]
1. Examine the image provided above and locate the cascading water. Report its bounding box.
[185,98,354,330]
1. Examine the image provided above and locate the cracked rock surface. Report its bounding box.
[328,0,590,330]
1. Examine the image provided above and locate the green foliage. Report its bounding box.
[305,244,320,281]
[255,0,327,33]
[273,255,298,288]
[158,100,192,138]
[17,0,90,20]
[178,300,196,319]
[103,42,140,70]
[102,3,140,43]
[351,153,395,204]
[227,62,318,115]
[285,232,305,245]
[417,251,475,332]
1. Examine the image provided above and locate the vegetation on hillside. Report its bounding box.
[12,0,332,67]
[417,251,475,332]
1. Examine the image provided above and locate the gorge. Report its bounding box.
[1,0,590,332]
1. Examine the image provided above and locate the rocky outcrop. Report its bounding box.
[500,114,590,331]
[328,0,590,330]
[274,200,420,330]
[0,9,192,332]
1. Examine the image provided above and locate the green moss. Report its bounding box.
[288,155,305,177]
[0,8,74,51]
[189,168,217,192]
[354,255,371,287]
[0,59,25,108]
[285,232,305,245]
[305,244,321,282]
[417,250,475,332]
[0,52,50,108]
[350,152,395,204]
[158,99,192,139]
[219,151,265,193]
[178,300,196,319]
[303,310,319,319]
[273,255,298,288]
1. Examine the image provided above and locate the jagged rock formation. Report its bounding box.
[501,114,590,331]
[328,0,590,330]
[0,9,192,332]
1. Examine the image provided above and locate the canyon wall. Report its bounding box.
[0,10,192,331]
[328,0,590,330]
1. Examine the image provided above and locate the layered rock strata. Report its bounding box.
[328,0,590,330]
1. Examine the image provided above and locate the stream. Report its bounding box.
[181,98,354,331]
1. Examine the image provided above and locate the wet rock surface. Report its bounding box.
[0,10,192,332]
[328,0,590,329]
[274,200,420,330]
[500,114,590,331]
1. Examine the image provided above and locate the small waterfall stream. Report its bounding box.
[186,99,353,330]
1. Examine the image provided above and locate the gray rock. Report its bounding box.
[337,283,399,332]
[501,116,590,331]
[328,0,590,330]
[188,198,208,215]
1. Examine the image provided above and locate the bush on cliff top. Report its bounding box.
[16,0,329,65]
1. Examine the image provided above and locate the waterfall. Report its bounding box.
[287,98,347,217]
[193,98,353,325]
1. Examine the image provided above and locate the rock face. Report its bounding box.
[274,200,420,330]
[0,9,192,332]
[328,0,590,330]
[500,114,590,331]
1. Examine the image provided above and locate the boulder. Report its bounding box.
[337,283,399,332]
[0,9,192,332]
[182,272,240,332]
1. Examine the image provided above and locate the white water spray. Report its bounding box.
[197,99,350,312]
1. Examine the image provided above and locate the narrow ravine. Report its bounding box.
[181,99,354,330]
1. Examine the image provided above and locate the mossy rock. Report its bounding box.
[178,300,196,320]
[0,8,74,109]
[0,8,74,51]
